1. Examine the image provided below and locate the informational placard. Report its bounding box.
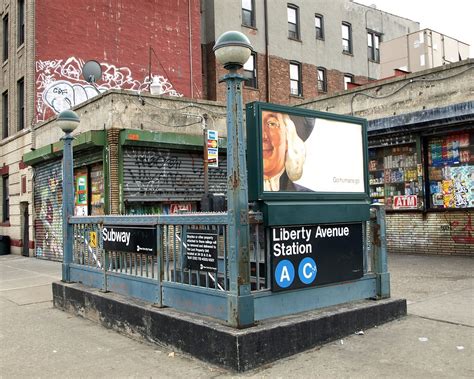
[75,171,88,216]
[102,226,156,254]
[207,130,219,168]
[270,223,363,292]
[185,229,218,272]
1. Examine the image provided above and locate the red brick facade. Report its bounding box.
[205,52,372,106]
[35,0,202,122]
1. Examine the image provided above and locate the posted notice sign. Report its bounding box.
[207,130,219,168]
[185,229,218,272]
[270,223,363,292]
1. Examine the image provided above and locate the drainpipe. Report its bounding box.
[264,0,270,102]
[188,0,194,98]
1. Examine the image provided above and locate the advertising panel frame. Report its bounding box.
[246,102,370,203]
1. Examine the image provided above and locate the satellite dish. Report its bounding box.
[82,60,102,84]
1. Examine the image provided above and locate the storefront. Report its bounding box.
[120,130,227,215]
[24,128,229,260]
[368,114,473,255]
[31,148,104,260]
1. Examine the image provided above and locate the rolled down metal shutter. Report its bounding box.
[33,149,103,261]
[123,146,227,202]
[34,160,63,261]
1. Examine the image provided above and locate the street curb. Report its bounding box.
[53,281,407,372]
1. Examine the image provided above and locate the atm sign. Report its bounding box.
[393,195,417,209]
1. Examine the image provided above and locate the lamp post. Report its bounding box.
[57,109,80,282]
[213,31,254,327]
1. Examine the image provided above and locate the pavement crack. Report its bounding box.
[412,314,473,328]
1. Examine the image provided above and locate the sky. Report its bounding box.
[355,0,474,57]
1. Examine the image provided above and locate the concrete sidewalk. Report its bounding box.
[0,253,472,378]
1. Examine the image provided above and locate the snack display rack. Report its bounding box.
[368,144,421,209]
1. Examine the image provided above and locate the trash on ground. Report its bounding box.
[456,346,465,351]
[168,352,175,357]
[340,339,344,345]
[418,337,429,342]
[355,330,365,335]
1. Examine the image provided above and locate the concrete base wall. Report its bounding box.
[53,281,407,372]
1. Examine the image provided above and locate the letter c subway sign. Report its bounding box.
[102,226,157,254]
[270,223,363,292]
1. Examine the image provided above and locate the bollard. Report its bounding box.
[370,204,390,299]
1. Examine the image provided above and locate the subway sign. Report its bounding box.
[270,223,363,292]
[102,226,157,254]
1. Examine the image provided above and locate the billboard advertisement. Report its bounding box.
[247,102,368,201]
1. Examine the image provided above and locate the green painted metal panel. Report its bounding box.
[120,129,227,150]
[107,273,160,303]
[253,275,377,321]
[162,282,228,321]
[263,200,371,226]
[23,131,105,166]
[23,145,54,165]
[70,264,104,289]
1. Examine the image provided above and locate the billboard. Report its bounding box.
[247,102,369,201]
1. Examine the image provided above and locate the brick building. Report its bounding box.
[22,91,226,260]
[298,59,474,256]
[201,0,419,105]
[0,0,201,256]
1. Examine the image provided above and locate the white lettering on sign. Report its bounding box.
[315,226,349,238]
[280,266,291,283]
[273,241,312,257]
[272,227,312,242]
[303,262,314,279]
[393,195,417,209]
[102,227,131,246]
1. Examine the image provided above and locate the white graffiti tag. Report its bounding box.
[35,57,182,121]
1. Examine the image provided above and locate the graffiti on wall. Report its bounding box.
[35,57,182,121]
[447,213,474,244]
[34,166,63,259]
[123,148,226,198]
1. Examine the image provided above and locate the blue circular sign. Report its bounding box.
[275,260,295,288]
[298,257,317,285]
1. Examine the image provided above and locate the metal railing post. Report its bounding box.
[155,224,163,307]
[61,132,75,282]
[223,71,254,328]
[370,204,390,298]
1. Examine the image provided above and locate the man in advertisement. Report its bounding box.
[262,111,307,191]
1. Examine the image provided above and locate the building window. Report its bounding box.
[17,78,24,131]
[368,31,380,62]
[315,14,324,40]
[290,62,302,96]
[2,91,8,139]
[344,74,354,90]
[342,22,352,54]
[317,67,327,92]
[2,14,8,62]
[287,4,299,40]
[243,53,257,88]
[18,0,25,46]
[242,0,255,27]
[2,176,9,222]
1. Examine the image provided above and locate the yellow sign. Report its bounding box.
[89,232,97,248]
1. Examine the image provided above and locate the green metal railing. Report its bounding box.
[65,205,388,326]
